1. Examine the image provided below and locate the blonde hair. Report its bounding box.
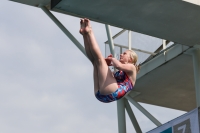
[127,50,140,73]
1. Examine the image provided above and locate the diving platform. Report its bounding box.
[129,44,195,112]
[10,0,200,46]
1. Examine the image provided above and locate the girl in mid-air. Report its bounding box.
[80,18,139,103]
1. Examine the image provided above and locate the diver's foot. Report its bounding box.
[79,18,92,35]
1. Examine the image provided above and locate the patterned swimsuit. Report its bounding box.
[95,70,134,103]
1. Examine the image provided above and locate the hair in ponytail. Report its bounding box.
[127,50,140,73]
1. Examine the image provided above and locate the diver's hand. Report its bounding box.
[105,54,113,66]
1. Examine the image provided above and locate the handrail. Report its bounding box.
[105,43,157,55]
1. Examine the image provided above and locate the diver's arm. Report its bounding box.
[111,58,135,73]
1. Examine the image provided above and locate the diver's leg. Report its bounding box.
[93,60,118,95]
[83,35,95,63]
[83,18,104,61]
[83,19,118,94]
[80,19,94,63]
[80,19,103,95]
[93,63,100,94]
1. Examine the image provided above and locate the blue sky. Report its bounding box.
[0,1,186,133]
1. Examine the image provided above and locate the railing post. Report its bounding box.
[128,31,132,50]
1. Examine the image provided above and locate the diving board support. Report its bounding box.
[192,49,200,107]
[185,45,200,107]
[39,5,87,58]
[117,99,126,133]
[105,25,115,56]
[124,99,142,133]
[125,95,162,126]
[105,24,126,133]
[104,29,126,44]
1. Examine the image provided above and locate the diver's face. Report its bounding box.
[120,50,131,64]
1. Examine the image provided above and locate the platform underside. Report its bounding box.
[130,53,196,112]
[10,0,200,46]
